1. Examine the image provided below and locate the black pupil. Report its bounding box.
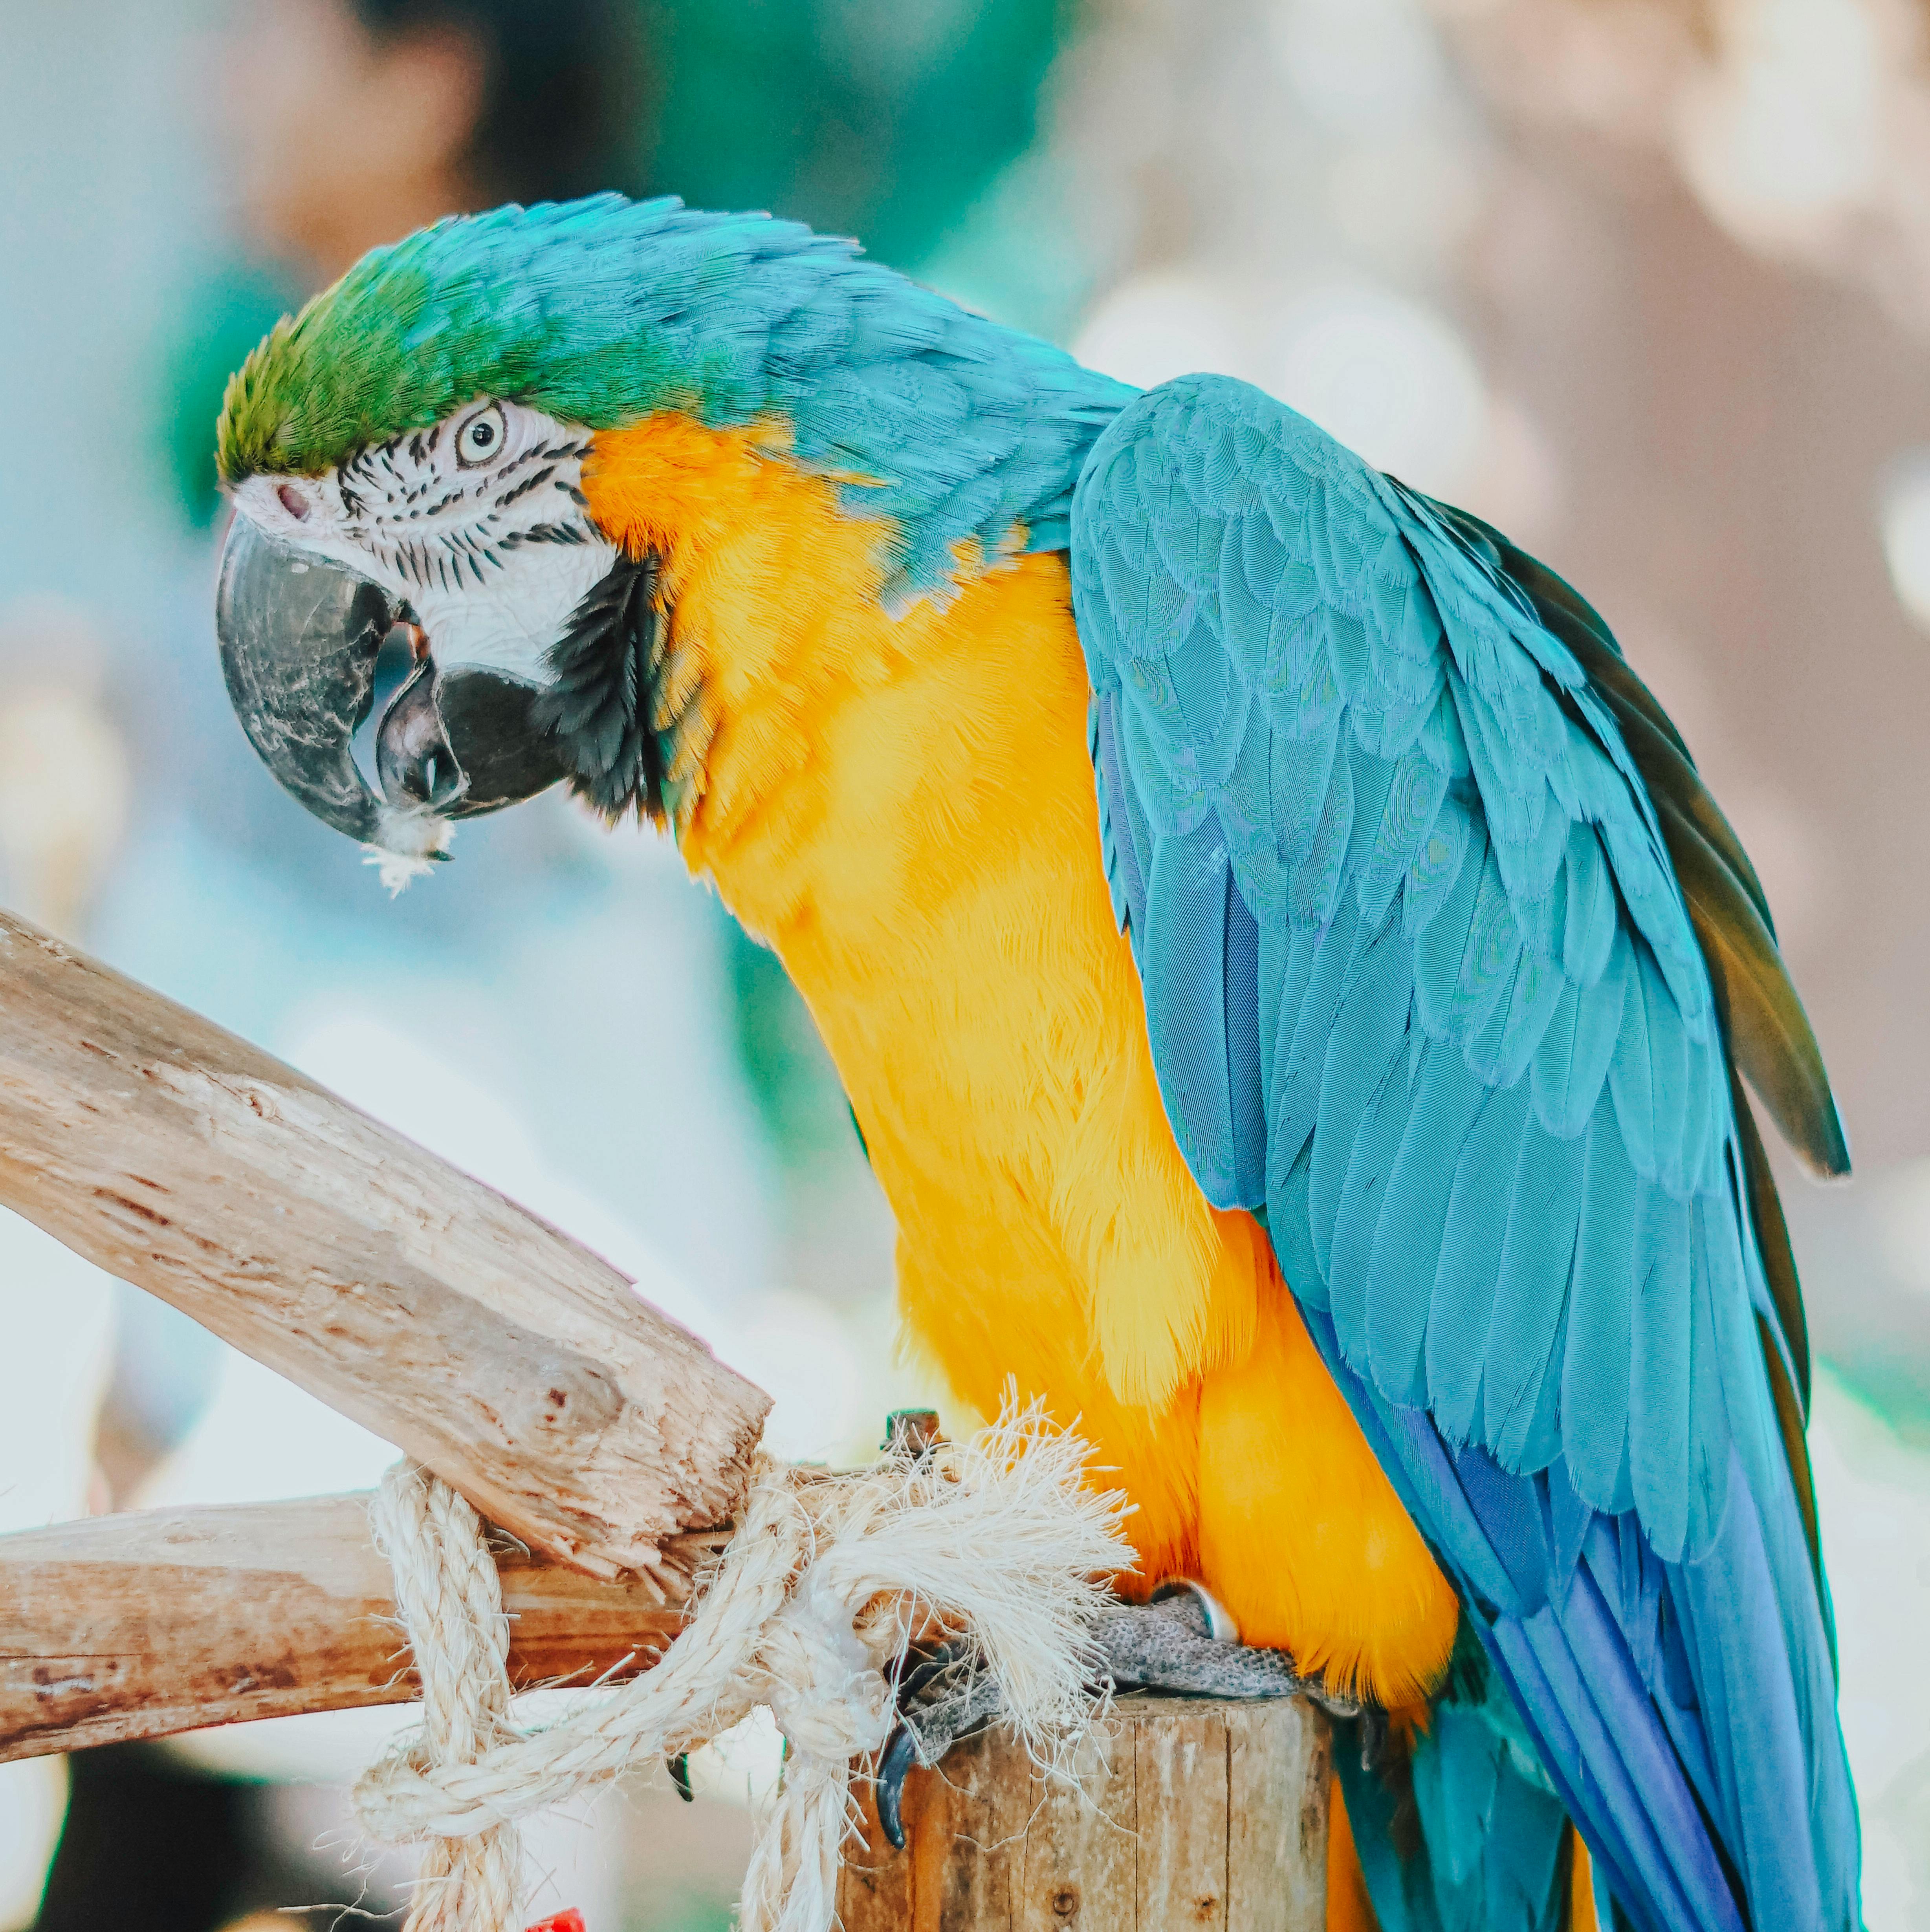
[471,420,495,447]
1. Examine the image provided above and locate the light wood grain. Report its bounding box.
[1224,1701,1329,1929]
[1016,1711,1137,1932]
[837,1697,1330,1932]
[1135,1705,1230,1926]
[0,1494,724,1763]
[0,910,770,1579]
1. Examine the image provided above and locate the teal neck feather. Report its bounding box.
[219,194,1133,597]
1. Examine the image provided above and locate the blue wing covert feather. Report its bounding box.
[1069,374,1859,1932]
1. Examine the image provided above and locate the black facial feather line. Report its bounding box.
[535,553,669,821]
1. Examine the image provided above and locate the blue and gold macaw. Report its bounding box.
[211,196,1860,1931]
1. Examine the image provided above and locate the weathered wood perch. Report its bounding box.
[0,906,1339,1927]
[0,909,770,1580]
[0,1494,726,1763]
[837,1695,1331,1931]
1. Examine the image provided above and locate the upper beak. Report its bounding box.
[215,514,565,852]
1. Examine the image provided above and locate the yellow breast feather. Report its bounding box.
[583,412,1458,1707]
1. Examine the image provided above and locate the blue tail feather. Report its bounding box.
[1301,1295,1855,1932]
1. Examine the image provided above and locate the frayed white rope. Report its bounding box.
[357,1400,1133,1932]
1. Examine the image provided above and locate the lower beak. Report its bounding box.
[215,515,565,851]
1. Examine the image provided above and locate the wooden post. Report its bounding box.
[836,1696,1331,1932]
[0,1495,728,1763]
[0,910,770,1581]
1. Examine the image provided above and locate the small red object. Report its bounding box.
[524,1914,586,1932]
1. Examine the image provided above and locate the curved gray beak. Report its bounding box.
[215,515,565,851]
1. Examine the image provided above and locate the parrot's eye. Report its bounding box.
[455,404,506,468]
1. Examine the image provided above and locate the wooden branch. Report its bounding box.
[837,1696,1331,1931]
[0,1495,723,1764]
[0,910,771,1580]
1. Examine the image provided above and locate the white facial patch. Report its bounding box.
[230,399,620,688]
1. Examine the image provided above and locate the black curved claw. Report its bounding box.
[891,1650,958,1706]
[667,1752,693,1802]
[876,1722,921,1851]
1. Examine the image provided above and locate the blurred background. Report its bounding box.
[2,0,1930,1923]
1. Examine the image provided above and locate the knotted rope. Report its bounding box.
[356,1403,1132,1932]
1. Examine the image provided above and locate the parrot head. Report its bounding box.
[213,193,1126,880]
[217,395,612,867]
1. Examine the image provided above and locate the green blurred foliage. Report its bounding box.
[160,262,305,534]
[722,916,858,1174]
[639,0,1069,271]
[626,1886,736,1932]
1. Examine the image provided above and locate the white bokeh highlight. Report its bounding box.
[1879,449,1930,629]
[1271,281,1486,494]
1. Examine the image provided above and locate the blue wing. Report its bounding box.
[1069,374,1859,1932]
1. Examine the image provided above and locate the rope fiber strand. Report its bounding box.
[356,1401,1135,1932]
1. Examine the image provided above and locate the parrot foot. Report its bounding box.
[872,1582,1358,1849]
[1093,1581,1353,1704]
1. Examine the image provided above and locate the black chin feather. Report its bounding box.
[536,553,668,820]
